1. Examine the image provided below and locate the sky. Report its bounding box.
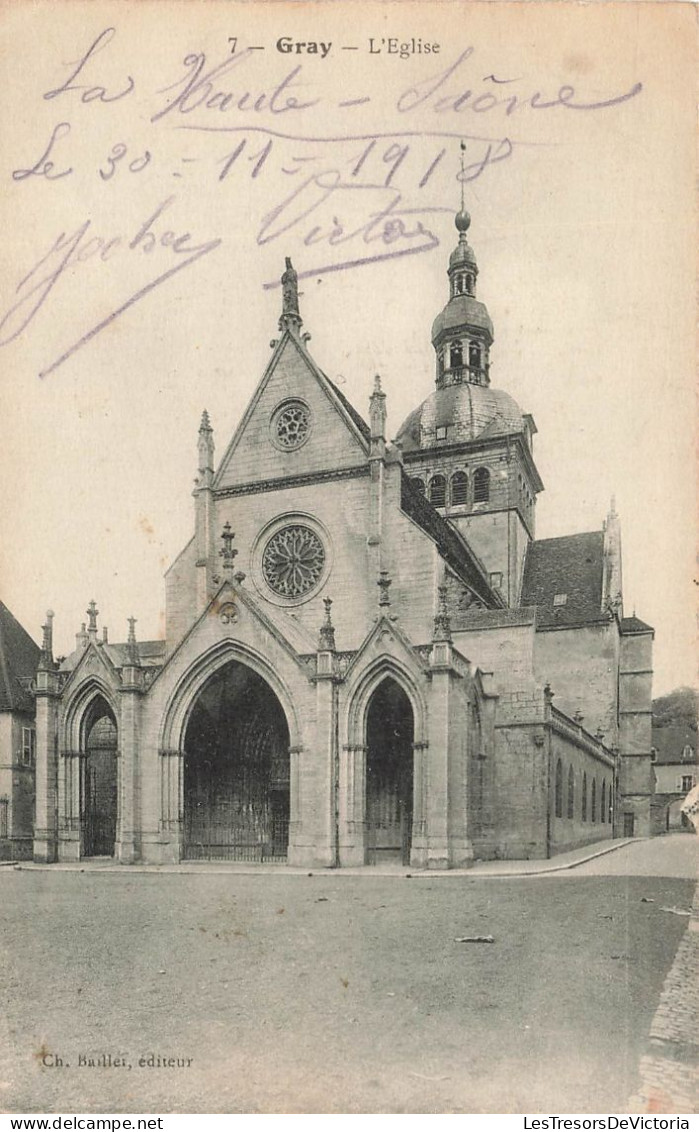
[0,0,695,696]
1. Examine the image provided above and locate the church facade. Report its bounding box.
[33,211,654,868]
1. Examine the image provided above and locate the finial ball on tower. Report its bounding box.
[455,141,471,232]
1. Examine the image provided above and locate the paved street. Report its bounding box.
[1,835,695,1114]
[570,834,698,878]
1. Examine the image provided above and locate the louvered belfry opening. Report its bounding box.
[183,661,290,861]
[83,699,118,857]
[365,678,414,866]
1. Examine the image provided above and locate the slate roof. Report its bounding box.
[520,531,606,627]
[621,615,654,634]
[103,641,166,669]
[0,602,41,713]
[324,374,371,443]
[400,473,500,608]
[452,606,537,630]
[59,639,166,672]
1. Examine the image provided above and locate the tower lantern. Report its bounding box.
[431,155,494,392]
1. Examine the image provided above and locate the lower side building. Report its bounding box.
[0,602,39,860]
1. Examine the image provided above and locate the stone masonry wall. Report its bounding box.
[618,629,654,837]
[483,689,549,860]
[165,537,198,655]
[533,622,620,743]
[452,620,536,694]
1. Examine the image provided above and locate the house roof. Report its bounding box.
[0,602,41,713]
[520,531,606,627]
[400,473,500,607]
[651,723,697,765]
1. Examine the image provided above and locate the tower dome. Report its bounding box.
[396,383,525,454]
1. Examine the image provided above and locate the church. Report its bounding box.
[32,204,655,868]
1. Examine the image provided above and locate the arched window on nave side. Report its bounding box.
[567,766,575,819]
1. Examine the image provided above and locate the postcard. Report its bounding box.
[0,0,696,1116]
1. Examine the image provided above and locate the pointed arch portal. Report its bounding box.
[183,660,290,861]
[365,678,415,865]
[82,696,118,858]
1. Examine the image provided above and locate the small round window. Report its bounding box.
[272,400,311,450]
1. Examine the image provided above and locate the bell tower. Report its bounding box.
[396,147,544,606]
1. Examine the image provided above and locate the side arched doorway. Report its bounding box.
[183,661,290,861]
[365,678,414,865]
[82,697,118,858]
[667,798,692,832]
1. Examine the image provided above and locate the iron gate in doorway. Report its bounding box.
[182,660,291,862]
[183,785,290,862]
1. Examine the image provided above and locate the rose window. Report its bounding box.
[274,402,311,450]
[262,525,325,598]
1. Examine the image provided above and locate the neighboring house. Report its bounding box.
[0,602,40,859]
[31,209,654,867]
[651,716,697,833]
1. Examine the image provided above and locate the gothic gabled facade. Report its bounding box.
[32,211,654,868]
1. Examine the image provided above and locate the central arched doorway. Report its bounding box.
[365,678,414,865]
[82,697,118,858]
[183,661,290,861]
